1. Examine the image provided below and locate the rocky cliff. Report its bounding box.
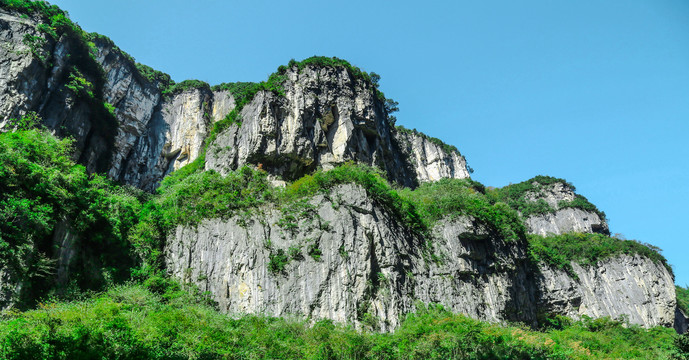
[537,255,677,328]
[166,184,537,331]
[204,65,470,187]
[0,7,468,190]
[525,183,608,236]
[498,178,610,236]
[0,4,684,334]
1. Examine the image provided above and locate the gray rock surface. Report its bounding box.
[166,184,536,330]
[92,37,161,180]
[0,9,682,333]
[526,208,608,236]
[0,10,48,126]
[205,65,469,187]
[522,182,609,235]
[394,130,470,182]
[167,183,679,330]
[1,11,466,190]
[537,255,677,328]
[676,307,688,334]
[119,88,221,191]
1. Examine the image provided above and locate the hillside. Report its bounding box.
[0,0,687,358]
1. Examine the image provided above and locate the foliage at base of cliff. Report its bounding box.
[528,232,672,277]
[0,284,683,360]
[678,285,689,315]
[0,124,143,306]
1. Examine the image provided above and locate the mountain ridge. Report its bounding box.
[0,0,686,340]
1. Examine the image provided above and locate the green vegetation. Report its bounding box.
[399,178,525,242]
[129,165,274,273]
[528,232,672,278]
[0,6,682,358]
[677,285,689,314]
[268,249,290,274]
[0,122,143,306]
[161,79,210,98]
[286,163,424,233]
[0,286,683,359]
[1,0,119,172]
[284,56,375,84]
[490,175,606,219]
[134,63,174,92]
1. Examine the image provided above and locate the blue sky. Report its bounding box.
[52,0,689,285]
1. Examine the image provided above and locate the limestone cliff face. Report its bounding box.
[0,10,47,126]
[166,184,537,330]
[0,8,683,333]
[205,66,413,186]
[93,37,161,180]
[394,130,470,182]
[0,9,112,172]
[204,66,471,187]
[118,88,228,191]
[165,184,681,331]
[1,10,468,189]
[522,182,609,236]
[537,255,677,328]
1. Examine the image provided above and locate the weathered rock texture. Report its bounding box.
[0,8,683,333]
[394,130,470,182]
[166,184,681,331]
[523,182,609,236]
[118,88,226,191]
[1,10,468,190]
[205,66,470,187]
[537,255,677,328]
[166,184,537,330]
[0,9,112,172]
[676,307,688,334]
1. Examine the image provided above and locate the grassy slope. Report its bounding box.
[0,284,681,360]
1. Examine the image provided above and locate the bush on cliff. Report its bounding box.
[528,232,672,278]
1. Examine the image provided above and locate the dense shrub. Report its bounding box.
[528,232,673,278]
[0,286,679,359]
[399,178,525,242]
[0,125,143,305]
[490,175,606,219]
[134,63,174,91]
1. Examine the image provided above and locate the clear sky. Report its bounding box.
[51,0,689,286]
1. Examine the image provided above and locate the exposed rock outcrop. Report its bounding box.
[93,37,161,180]
[0,9,113,172]
[118,88,225,191]
[522,182,609,236]
[204,66,471,187]
[394,129,470,182]
[537,255,677,328]
[676,307,688,334]
[205,66,414,186]
[166,183,680,331]
[0,7,682,334]
[166,184,537,330]
[1,10,468,190]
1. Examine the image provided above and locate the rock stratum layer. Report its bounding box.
[0,6,684,333]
